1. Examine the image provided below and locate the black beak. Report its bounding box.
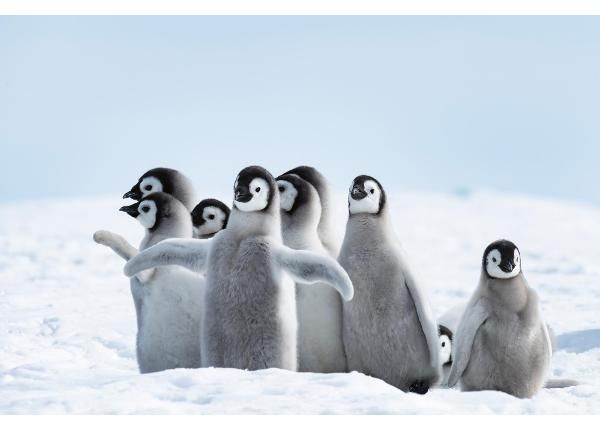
[234,186,252,203]
[351,185,367,200]
[499,260,515,273]
[123,184,142,200]
[119,203,139,218]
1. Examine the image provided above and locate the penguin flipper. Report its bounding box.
[274,246,354,301]
[124,238,211,277]
[447,299,489,388]
[93,230,138,261]
[403,272,441,371]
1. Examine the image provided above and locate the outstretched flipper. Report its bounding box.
[94,230,155,283]
[274,246,354,301]
[403,270,441,370]
[124,238,211,277]
[447,299,489,388]
[93,230,138,261]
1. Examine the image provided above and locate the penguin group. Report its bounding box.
[94,165,577,399]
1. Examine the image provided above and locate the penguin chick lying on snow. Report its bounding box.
[93,192,205,374]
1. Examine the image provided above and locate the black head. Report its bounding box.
[276,173,315,213]
[191,198,230,236]
[482,239,522,279]
[438,324,453,366]
[119,192,179,232]
[348,175,386,215]
[283,166,327,194]
[123,167,182,201]
[232,166,276,213]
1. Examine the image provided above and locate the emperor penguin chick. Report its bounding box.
[447,240,553,398]
[191,198,230,239]
[123,167,197,211]
[338,175,440,394]
[94,192,205,373]
[282,166,340,256]
[277,173,347,373]
[123,166,354,371]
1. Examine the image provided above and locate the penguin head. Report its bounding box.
[276,174,318,213]
[348,175,386,215]
[119,192,189,233]
[191,198,230,238]
[483,239,522,279]
[123,167,195,209]
[438,325,453,366]
[232,166,276,213]
[283,166,327,196]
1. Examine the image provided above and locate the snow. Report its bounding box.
[1,190,599,414]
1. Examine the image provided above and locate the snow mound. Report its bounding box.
[1,191,599,414]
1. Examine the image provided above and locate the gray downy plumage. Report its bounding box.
[447,239,552,398]
[94,192,205,374]
[338,175,440,394]
[282,166,340,256]
[277,173,347,373]
[123,167,197,212]
[123,166,354,372]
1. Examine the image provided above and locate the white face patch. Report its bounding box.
[439,334,452,366]
[136,200,157,229]
[139,176,163,198]
[277,180,297,212]
[195,206,227,236]
[486,248,521,279]
[349,179,381,215]
[234,178,270,212]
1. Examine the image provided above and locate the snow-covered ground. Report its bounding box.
[1,190,599,414]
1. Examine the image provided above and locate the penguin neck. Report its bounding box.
[280,205,321,250]
[345,209,396,245]
[228,207,282,242]
[142,216,193,250]
[480,271,529,313]
[172,179,197,212]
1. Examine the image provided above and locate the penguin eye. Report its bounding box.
[441,341,446,347]
[141,206,150,213]
[492,257,497,263]
[370,189,375,194]
[255,187,261,193]
[208,214,215,220]
[278,186,284,192]
[144,185,152,191]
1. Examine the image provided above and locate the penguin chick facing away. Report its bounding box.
[123,166,354,372]
[277,173,347,373]
[191,198,230,239]
[93,192,205,374]
[338,175,440,394]
[123,167,197,212]
[282,166,340,257]
[448,239,553,398]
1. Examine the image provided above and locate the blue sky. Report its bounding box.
[1,16,599,204]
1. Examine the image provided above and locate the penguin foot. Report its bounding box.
[408,380,430,395]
